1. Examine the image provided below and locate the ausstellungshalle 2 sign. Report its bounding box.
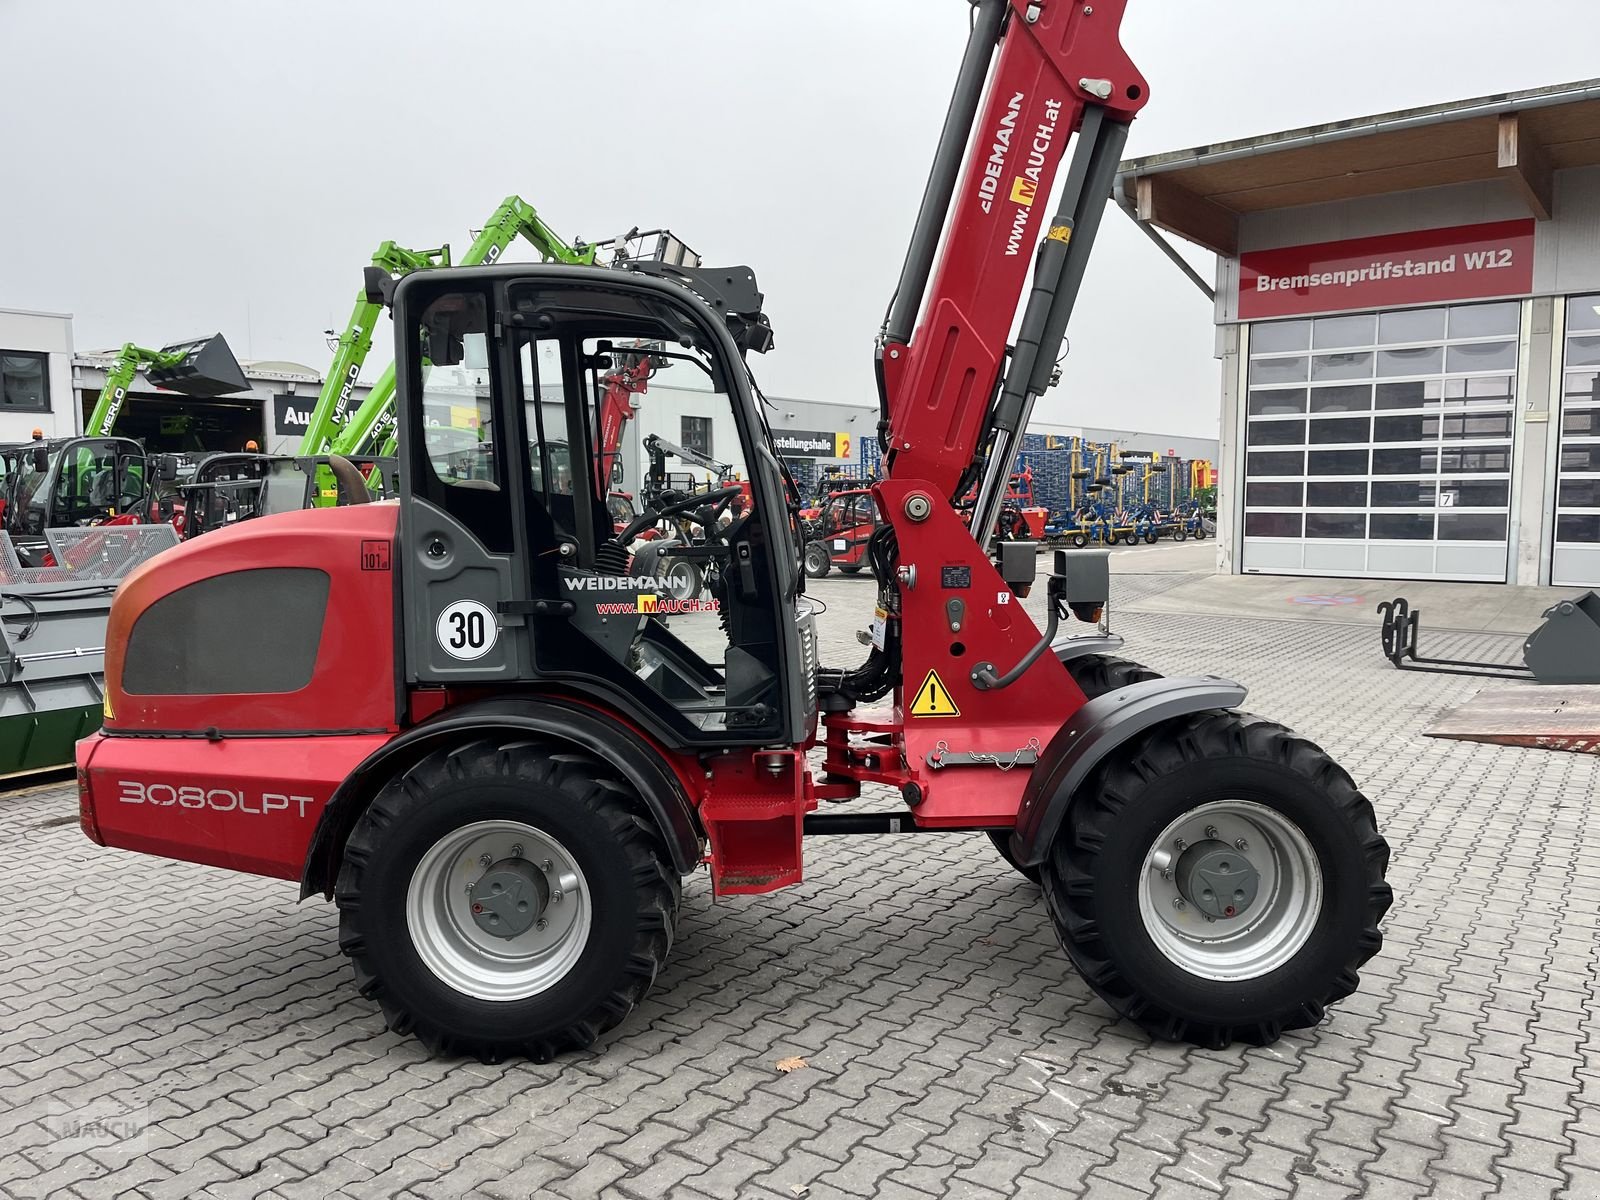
[773,429,852,460]
[1238,219,1535,320]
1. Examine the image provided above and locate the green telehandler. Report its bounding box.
[308,196,596,463]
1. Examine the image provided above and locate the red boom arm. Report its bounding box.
[879,0,1146,500]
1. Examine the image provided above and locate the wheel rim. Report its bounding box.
[406,819,592,1001]
[806,544,828,573]
[1137,799,1322,982]
[661,558,700,600]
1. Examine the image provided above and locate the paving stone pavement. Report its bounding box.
[3,566,1599,1199]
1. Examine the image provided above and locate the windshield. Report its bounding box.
[258,460,313,516]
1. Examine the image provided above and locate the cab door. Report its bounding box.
[397,279,536,683]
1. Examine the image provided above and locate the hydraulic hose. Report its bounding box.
[970,577,1064,691]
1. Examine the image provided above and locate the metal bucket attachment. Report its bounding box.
[1,526,179,779]
[1524,592,1600,684]
[146,333,250,397]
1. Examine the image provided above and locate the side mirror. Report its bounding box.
[158,454,179,483]
[32,446,49,473]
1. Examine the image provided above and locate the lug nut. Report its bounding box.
[536,918,548,932]
[542,859,554,872]
[479,853,493,867]
[511,844,524,859]
[1235,838,1249,851]
[1204,825,1218,839]
[552,890,563,903]
[1172,898,1186,911]
[1174,838,1185,852]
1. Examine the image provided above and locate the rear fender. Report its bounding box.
[1009,676,1247,868]
[299,695,704,899]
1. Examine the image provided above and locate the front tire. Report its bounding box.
[335,739,679,1062]
[1044,711,1390,1048]
[804,541,832,578]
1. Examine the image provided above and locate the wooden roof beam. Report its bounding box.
[1499,112,1554,220]
[1134,174,1239,256]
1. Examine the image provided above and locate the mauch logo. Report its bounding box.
[1004,98,1063,256]
[596,594,721,616]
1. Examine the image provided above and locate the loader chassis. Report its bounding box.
[78,0,1389,1060]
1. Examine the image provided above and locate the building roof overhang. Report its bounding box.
[1116,79,1600,256]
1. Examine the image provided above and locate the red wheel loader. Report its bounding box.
[77,0,1389,1061]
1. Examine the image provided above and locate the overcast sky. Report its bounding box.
[3,0,1596,439]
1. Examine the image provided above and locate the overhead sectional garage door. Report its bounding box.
[1552,295,1600,586]
[1241,301,1521,582]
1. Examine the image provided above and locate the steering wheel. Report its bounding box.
[622,483,745,543]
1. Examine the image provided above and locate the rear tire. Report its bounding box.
[988,654,1162,885]
[335,739,679,1062]
[1043,711,1390,1048]
[803,541,832,578]
[1070,532,1089,549]
[1174,528,1188,542]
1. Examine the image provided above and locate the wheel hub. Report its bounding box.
[1174,840,1259,920]
[1137,799,1324,982]
[406,820,591,1001]
[469,858,550,939]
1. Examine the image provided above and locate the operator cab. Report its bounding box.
[395,265,813,749]
[1,436,146,562]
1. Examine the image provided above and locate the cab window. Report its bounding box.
[409,287,510,553]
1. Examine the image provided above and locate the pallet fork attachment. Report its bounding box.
[1378,593,1600,683]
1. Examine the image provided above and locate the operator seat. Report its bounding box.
[87,467,117,507]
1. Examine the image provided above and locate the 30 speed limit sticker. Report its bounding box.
[435,599,498,660]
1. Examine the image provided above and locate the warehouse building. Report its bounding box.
[1121,78,1600,585]
[71,354,326,454]
[0,309,75,442]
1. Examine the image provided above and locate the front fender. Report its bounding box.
[1009,676,1247,867]
[299,695,704,899]
[1051,633,1124,663]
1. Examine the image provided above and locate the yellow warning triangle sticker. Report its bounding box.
[910,670,961,718]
